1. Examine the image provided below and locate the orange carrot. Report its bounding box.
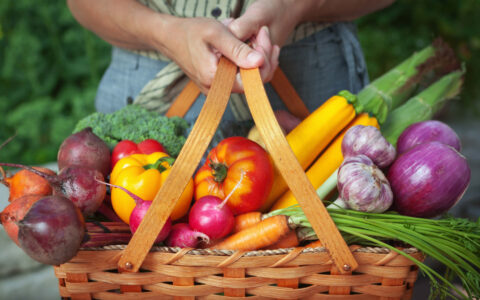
[263,229,299,250]
[233,211,262,233]
[304,240,323,248]
[212,215,290,251]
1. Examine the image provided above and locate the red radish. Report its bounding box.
[57,127,111,177]
[0,163,106,216]
[0,194,43,245]
[396,120,461,154]
[96,179,171,243]
[189,195,234,240]
[130,203,172,243]
[165,223,209,248]
[388,141,470,218]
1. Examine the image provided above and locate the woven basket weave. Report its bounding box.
[55,241,422,299]
[53,59,424,299]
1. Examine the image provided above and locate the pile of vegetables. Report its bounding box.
[0,40,478,300]
[73,104,189,157]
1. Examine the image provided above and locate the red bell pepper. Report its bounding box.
[111,139,166,168]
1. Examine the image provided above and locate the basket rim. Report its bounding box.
[79,244,420,257]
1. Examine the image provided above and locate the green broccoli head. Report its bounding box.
[73,105,189,156]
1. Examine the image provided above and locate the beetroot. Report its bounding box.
[0,194,43,245]
[17,195,85,265]
[57,127,111,177]
[0,166,56,202]
[0,163,106,216]
[59,166,106,216]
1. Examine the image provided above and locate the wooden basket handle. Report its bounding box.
[118,57,358,274]
[165,67,310,120]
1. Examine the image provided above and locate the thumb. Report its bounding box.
[228,15,261,41]
[214,34,264,69]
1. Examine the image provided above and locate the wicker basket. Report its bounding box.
[53,58,424,299]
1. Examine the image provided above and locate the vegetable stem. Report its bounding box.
[270,206,480,300]
[316,169,338,200]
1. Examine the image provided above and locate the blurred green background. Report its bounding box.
[1,0,479,166]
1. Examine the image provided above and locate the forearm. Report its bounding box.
[292,0,395,23]
[66,0,173,52]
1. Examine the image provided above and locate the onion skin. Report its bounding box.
[388,141,470,218]
[397,120,461,155]
[342,125,396,168]
[337,155,393,213]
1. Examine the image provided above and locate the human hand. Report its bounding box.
[231,23,280,92]
[228,0,303,48]
[157,17,278,94]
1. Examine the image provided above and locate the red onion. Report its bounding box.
[397,120,461,154]
[336,155,393,213]
[388,141,470,218]
[342,125,396,168]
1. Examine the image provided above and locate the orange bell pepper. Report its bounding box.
[110,152,194,224]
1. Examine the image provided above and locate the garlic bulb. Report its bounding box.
[342,125,396,168]
[337,155,393,213]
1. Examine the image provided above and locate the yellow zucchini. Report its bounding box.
[270,113,379,211]
[260,91,357,212]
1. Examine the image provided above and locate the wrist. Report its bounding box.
[142,12,179,57]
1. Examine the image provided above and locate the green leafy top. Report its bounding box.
[74,105,189,157]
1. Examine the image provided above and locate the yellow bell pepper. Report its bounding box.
[110,152,194,224]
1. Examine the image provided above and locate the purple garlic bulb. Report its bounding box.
[337,155,393,213]
[342,125,396,168]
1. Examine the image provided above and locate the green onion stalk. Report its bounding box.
[381,68,464,147]
[267,206,480,300]
[355,38,458,124]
